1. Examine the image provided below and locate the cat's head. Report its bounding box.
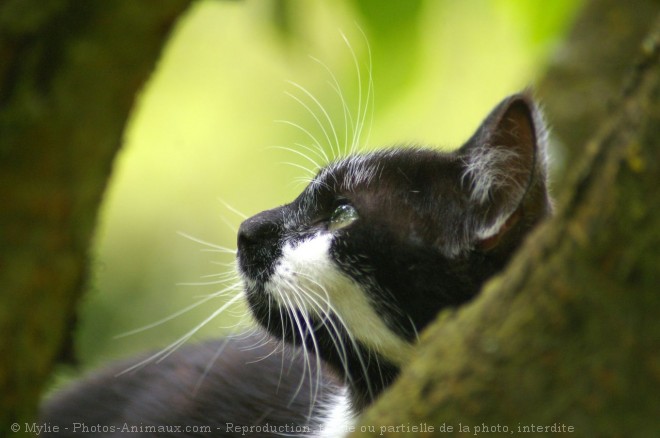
[236,93,551,409]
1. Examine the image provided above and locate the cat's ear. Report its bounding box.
[460,93,550,250]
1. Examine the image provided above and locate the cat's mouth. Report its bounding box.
[238,222,415,370]
[238,235,341,337]
[244,280,334,339]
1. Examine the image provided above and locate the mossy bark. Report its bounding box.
[539,0,659,184]
[354,13,660,438]
[0,0,191,431]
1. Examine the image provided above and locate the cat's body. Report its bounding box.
[41,335,347,437]
[41,93,551,436]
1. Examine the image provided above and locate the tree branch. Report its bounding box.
[538,0,659,184]
[0,0,191,429]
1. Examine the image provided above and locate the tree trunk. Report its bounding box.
[354,12,660,438]
[539,0,659,184]
[0,0,191,430]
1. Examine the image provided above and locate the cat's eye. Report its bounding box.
[328,204,359,231]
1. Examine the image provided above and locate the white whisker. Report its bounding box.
[286,81,341,159]
[340,29,374,155]
[275,119,326,159]
[217,199,248,220]
[218,214,239,234]
[192,337,231,395]
[176,278,235,287]
[281,161,318,177]
[284,283,322,417]
[269,145,323,171]
[114,283,241,339]
[292,142,331,165]
[116,293,244,376]
[177,231,237,254]
[310,55,354,159]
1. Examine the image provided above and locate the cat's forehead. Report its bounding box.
[313,153,382,192]
[310,148,460,196]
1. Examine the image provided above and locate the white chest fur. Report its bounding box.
[266,232,412,366]
[316,389,354,438]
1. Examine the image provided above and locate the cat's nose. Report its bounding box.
[237,209,282,249]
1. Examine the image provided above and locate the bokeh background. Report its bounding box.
[73,0,583,371]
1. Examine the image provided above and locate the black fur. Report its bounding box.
[41,336,342,437]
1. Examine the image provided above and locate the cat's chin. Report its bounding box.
[244,283,341,350]
[245,285,401,411]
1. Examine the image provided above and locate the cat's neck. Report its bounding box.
[322,341,399,413]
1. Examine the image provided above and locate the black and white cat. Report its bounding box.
[41,93,551,437]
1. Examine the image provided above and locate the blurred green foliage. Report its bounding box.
[75,0,583,369]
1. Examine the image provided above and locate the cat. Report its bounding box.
[40,92,551,437]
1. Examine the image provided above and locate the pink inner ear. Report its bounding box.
[478,207,522,251]
[492,99,536,184]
